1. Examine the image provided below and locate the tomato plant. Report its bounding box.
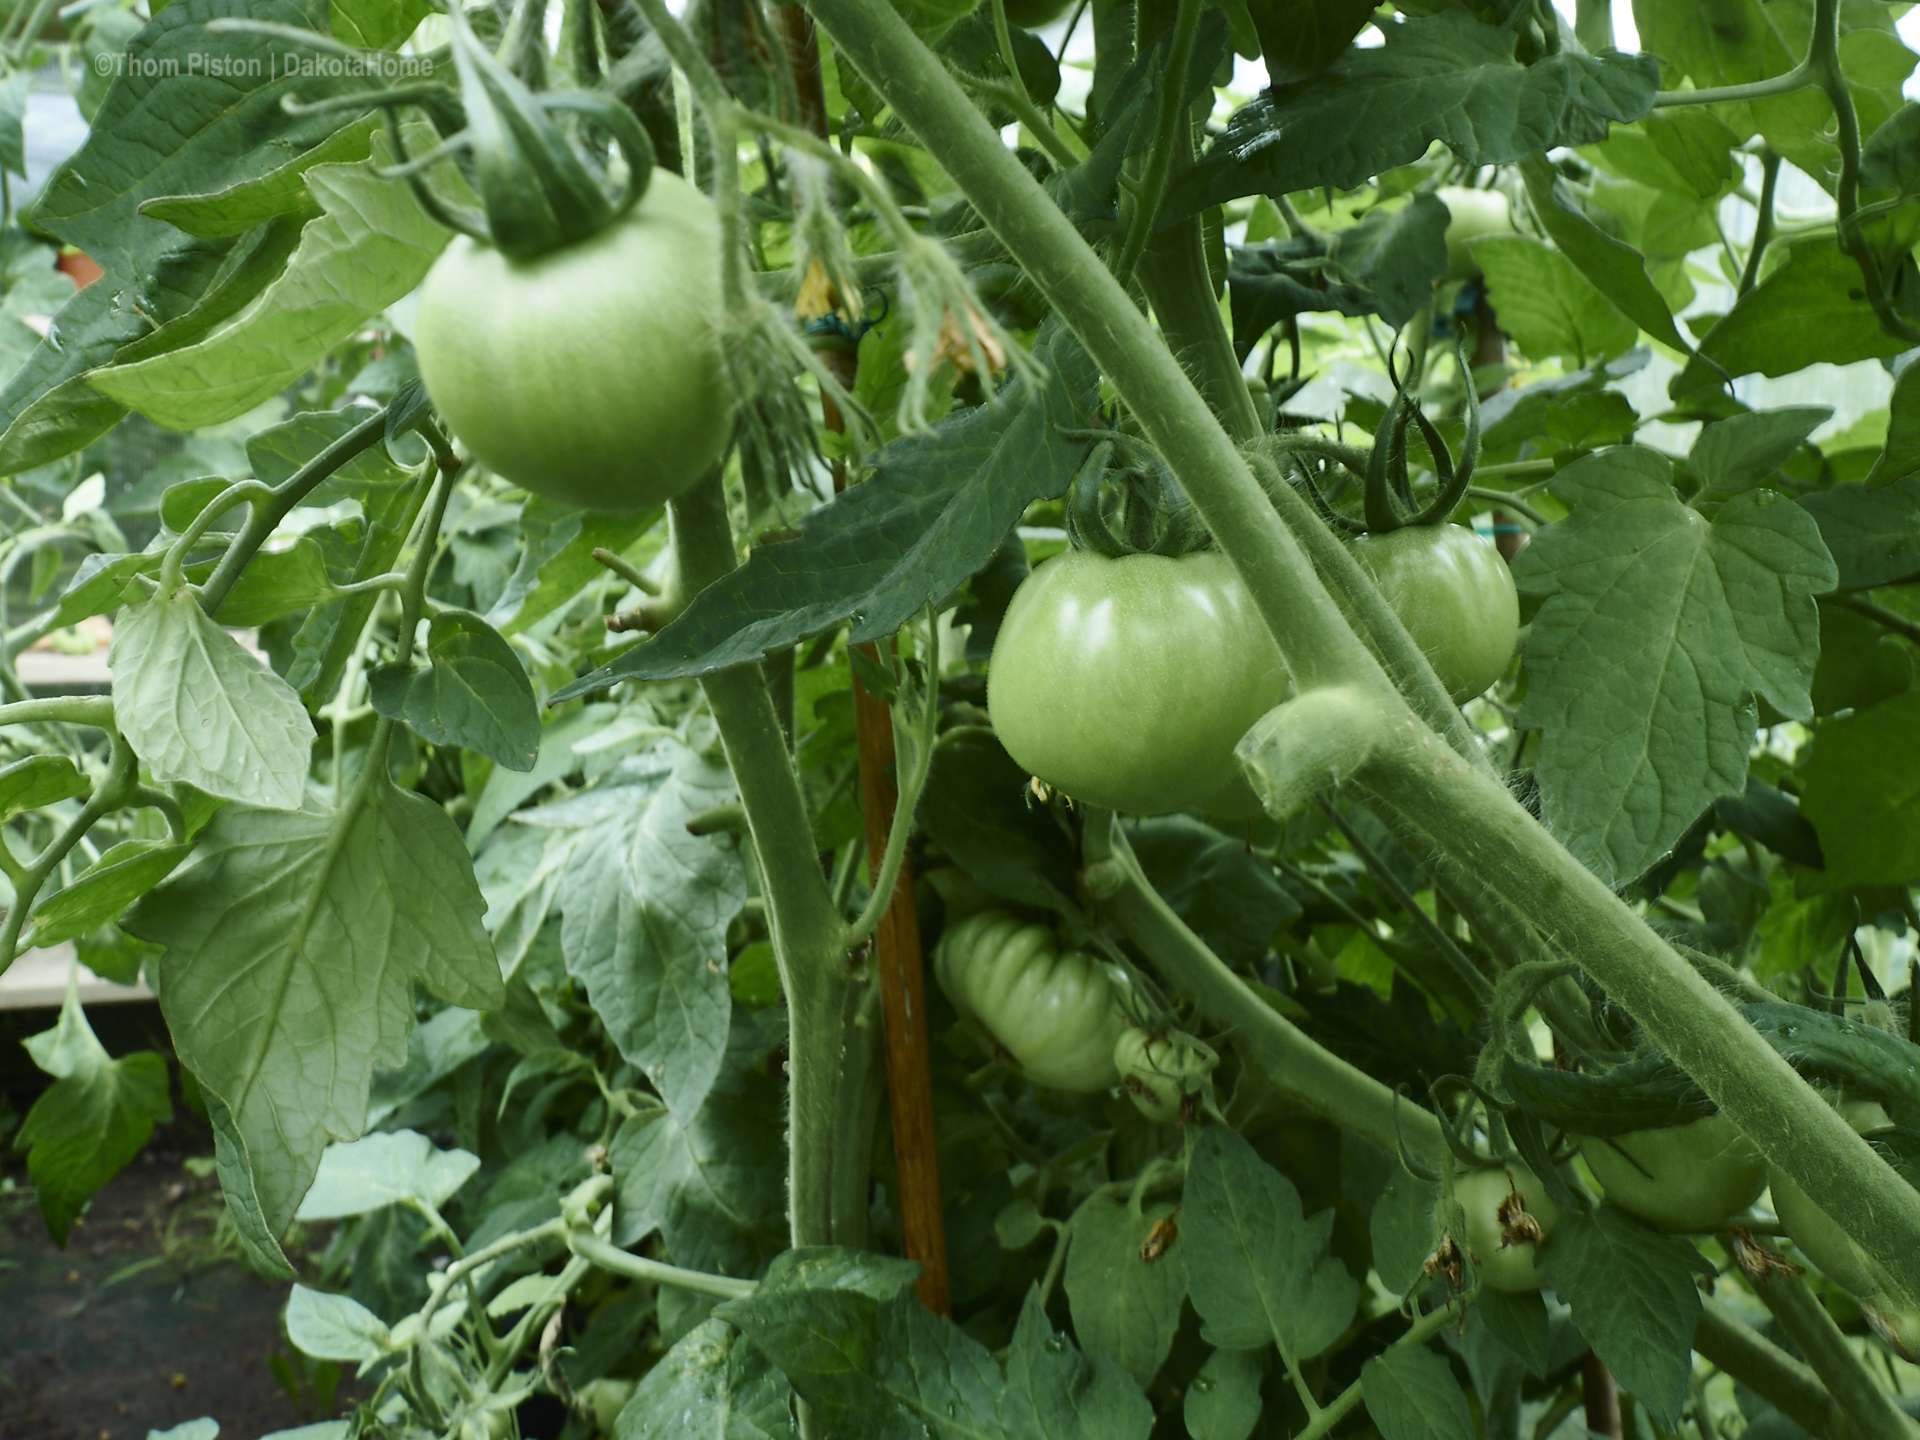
[987,549,1289,814]
[0,0,1916,1437]
[933,907,1128,1092]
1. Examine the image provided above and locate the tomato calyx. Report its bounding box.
[1061,433,1211,559]
[279,4,656,261]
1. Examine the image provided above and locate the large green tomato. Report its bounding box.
[934,908,1127,1092]
[415,172,734,513]
[1437,185,1514,280]
[1579,1112,1765,1232]
[1450,1164,1560,1292]
[1351,525,1519,703]
[987,550,1289,814]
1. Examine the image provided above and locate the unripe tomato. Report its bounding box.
[415,172,734,513]
[580,1377,636,1434]
[1449,1164,1560,1292]
[933,908,1127,1092]
[1113,1027,1216,1123]
[1579,1112,1765,1232]
[987,550,1289,814]
[1437,185,1514,281]
[1350,525,1519,703]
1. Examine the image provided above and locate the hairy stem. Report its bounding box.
[1753,1274,1918,1440]
[1694,1300,1839,1440]
[669,471,860,1249]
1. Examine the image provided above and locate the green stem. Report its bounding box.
[197,409,390,614]
[1114,0,1201,283]
[1829,593,1920,647]
[0,734,136,976]
[1293,1294,1477,1440]
[1752,1274,1917,1440]
[1359,728,1920,1310]
[1465,487,1546,527]
[1693,1296,1840,1440]
[0,696,115,730]
[669,471,860,1249]
[1738,151,1781,298]
[161,482,274,595]
[844,618,940,951]
[397,470,456,642]
[1651,64,1817,109]
[568,1232,759,1299]
[1082,809,1447,1167]
[985,0,1080,169]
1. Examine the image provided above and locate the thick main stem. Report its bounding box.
[669,473,858,1249]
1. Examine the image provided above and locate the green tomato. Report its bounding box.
[1449,1164,1560,1292]
[987,550,1290,814]
[580,1377,636,1434]
[1113,1027,1217,1123]
[1771,1100,1895,1298]
[1437,185,1514,281]
[415,172,734,513]
[1351,525,1519,703]
[1579,1112,1765,1232]
[934,908,1127,1092]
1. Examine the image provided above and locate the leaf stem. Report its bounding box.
[197,408,391,615]
[567,1232,759,1299]
[1751,1272,1918,1440]
[0,696,115,730]
[1738,151,1782,299]
[1465,487,1546,527]
[1114,0,1201,283]
[1081,808,1448,1166]
[160,482,274,595]
[0,732,136,976]
[984,0,1080,170]
[1830,592,1920,646]
[1292,1293,1477,1440]
[1693,1299,1840,1440]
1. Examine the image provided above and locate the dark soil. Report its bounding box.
[0,1111,356,1440]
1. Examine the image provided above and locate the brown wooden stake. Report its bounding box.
[772,5,952,1314]
[1582,1350,1624,1439]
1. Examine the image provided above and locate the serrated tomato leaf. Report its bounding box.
[1513,446,1836,884]
[370,609,540,771]
[553,325,1098,695]
[1165,12,1657,221]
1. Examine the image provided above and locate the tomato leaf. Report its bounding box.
[88,129,456,431]
[370,610,541,772]
[1796,477,1920,589]
[1540,1206,1715,1429]
[609,1027,786,1278]
[110,586,316,811]
[1361,1344,1474,1440]
[1183,1344,1266,1440]
[140,113,382,240]
[1182,1124,1359,1362]
[14,973,172,1245]
[1799,689,1920,888]
[1512,446,1836,885]
[294,1129,481,1222]
[1473,236,1638,368]
[1063,1193,1188,1391]
[126,785,501,1274]
[550,736,745,1119]
[30,838,193,948]
[284,1284,392,1364]
[602,1319,794,1440]
[486,499,661,636]
[1165,12,1657,220]
[1688,406,1831,498]
[1516,153,1691,357]
[1671,242,1910,398]
[1010,1287,1154,1440]
[1367,1167,1438,1296]
[921,729,1080,912]
[1228,193,1449,343]
[552,325,1099,694]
